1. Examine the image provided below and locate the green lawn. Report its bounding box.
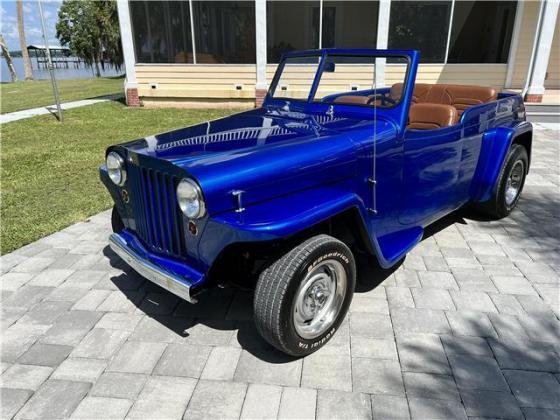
[1,102,241,253]
[0,76,125,114]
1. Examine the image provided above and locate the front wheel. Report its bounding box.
[474,144,528,219]
[254,235,356,357]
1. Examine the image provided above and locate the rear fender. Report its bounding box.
[470,123,531,202]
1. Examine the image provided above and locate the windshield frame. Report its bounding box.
[267,49,413,109]
[268,50,325,104]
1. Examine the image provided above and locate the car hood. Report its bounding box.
[120,108,362,159]
[116,108,396,214]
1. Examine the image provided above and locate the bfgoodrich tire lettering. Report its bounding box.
[254,234,356,356]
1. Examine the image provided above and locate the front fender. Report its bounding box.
[197,182,365,267]
[197,181,416,271]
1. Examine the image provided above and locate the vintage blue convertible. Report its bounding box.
[101,49,532,356]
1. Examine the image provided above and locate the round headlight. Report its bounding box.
[106,152,126,186]
[177,178,206,219]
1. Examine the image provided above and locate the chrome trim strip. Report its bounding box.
[109,233,197,303]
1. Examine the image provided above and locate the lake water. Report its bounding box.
[1,57,123,82]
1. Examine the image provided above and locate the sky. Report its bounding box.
[1,0,63,50]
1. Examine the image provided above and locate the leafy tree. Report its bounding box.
[56,0,122,77]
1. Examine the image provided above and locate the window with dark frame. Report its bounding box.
[267,1,379,62]
[388,1,452,63]
[192,1,255,64]
[267,1,320,63]
[129,0,255,64]
[130,1,194,64]
[321,1,379,49]
[447,1,517,64]
[128,0,519,66]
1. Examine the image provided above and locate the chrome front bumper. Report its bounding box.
[109,233,197,303]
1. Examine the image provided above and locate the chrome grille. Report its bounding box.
[129,165,187,258]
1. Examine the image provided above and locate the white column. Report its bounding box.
[527,0,560,98]
[375,0,391,87]
[189,0,197,64]
[443,0,456,63]
[116,0,137,90]
[255,0,267,91]
[505,0,525,88]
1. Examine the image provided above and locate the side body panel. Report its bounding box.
[399,125,463,226]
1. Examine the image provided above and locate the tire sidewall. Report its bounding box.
[279,242,355,356]
[111,205,125,233]
[496,145,528,216]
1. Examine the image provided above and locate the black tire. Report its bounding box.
[254,234,356,357]
[111,205,125,233]
[474,144,528,219]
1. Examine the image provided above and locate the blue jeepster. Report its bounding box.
[101,49,532,356]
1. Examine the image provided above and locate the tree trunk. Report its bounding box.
[0,34,18,82]
[97,40,105,73]
[16,0,33,80]
[94,57,101,78]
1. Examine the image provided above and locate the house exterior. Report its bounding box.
[116,0,560,108]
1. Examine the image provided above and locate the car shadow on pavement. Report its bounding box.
[102,245,302,363]
[99,212,464,365]
[355,210,466,293]
[101,196,558,369]
[101,237,560,418]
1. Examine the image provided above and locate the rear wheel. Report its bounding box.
[253,235,355,356]
[474,144,528,219]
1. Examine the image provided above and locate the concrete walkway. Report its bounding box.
[0,94,124,124]
[0,126,559,419]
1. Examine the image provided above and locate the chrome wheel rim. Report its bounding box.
[505,160,524,206]
[293,259,347,340]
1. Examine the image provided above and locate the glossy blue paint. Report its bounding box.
[100,48,532,289]
[470,122,532,202]
[118,229,204,286]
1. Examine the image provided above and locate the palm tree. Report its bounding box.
[16,0,33,80]
[0,34,18,82]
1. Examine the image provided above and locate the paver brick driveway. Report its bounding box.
[1,124,559,419]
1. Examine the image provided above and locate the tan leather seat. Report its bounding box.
[391,83,433,104]
[391,83,497,115]
[332,95,370,105]
[408,103,459,130]
[437,84,498,115]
